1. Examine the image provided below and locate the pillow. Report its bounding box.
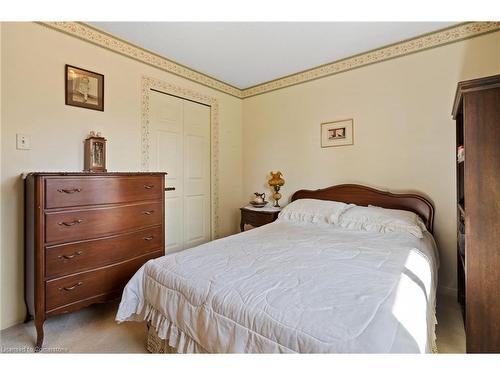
[278,198,353,224]
[336,205,427,238]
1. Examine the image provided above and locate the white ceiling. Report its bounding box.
[90,22,457,89]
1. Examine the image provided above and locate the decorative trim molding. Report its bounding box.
[141,76,220,239]
[39,22,499,99]
[39,22,242,98]
[242,22,500,98]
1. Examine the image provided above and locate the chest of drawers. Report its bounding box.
[25,172,166,350]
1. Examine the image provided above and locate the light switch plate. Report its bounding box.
[16,134,31,150]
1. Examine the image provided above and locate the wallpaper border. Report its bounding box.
[39,22,499,99]
[242,22,500,98]
[38,21,242,98]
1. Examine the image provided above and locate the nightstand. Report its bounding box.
[240,206,281,232]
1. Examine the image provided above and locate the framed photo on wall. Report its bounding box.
[321,118,354,147]
[65,65,104,111]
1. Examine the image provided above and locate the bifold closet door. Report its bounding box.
[182,100,211,249]
[149,90,211,253]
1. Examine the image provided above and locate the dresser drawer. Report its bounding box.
[45,226,163,278]
[45,251,162,311]
[45,176,163,209]
[45,202,162,244]
[244,210,276,226]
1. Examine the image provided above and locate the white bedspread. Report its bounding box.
[116,221,439,353]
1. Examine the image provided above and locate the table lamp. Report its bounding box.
[268,171,285,207]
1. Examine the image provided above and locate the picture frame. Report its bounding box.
[65,64,104,111]
[321,118,354,148]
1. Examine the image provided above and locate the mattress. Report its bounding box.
[116,220,439,353]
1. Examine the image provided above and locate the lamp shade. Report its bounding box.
[268,171,285,187]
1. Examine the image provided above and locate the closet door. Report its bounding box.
[183,100,211,249]
[150,91,184,253]
[149,90,211,253]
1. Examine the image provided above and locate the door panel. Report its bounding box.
[158,131,179,178]
[184,195,205,245]
[165,196,182,251]
[186,135,204,179]
[149,90,211,253]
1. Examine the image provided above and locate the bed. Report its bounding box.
[116,184,438,353]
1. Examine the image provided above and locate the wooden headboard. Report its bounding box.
[291,184,434,233]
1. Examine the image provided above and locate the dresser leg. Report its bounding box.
[35,318,44,352]
[240,220,244,232]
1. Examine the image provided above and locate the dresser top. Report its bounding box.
[23,172,167,178]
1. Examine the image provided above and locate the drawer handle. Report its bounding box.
[144,184,155,189]
[58,251,83,260]
[59,281,83,292]
[165,187,175,191]
[143,236,154,241]
[142,210,155,215]
[57,188,82,194]
[58,219,83,226]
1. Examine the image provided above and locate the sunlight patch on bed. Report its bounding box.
[391,250,432,352]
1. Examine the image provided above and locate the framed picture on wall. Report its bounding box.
[321,119,354,147]
[65,65,104,111]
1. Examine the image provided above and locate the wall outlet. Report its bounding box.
[16,134,31,150]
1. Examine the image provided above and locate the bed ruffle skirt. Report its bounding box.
[431,304,438,354]
[118,300,208,353]
[146,323,207,354]
[121,300,438,354]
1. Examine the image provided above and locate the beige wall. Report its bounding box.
[242,31,500,295]
[0,22,243,329]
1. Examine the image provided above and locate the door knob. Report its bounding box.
[165,187,176,191]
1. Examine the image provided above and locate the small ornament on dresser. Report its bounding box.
[268,171,285,207]
[250,192,268,208]
[84,131,107,172]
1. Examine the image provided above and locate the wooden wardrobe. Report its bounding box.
[25,172,166,350]
[452,74,500,353]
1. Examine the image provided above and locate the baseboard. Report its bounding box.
[438,285,457,297]
[0,316,26,331]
